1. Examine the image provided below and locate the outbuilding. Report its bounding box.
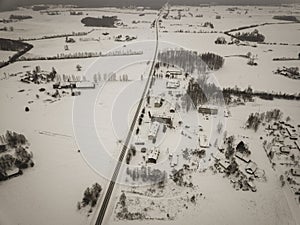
[147,147,160,163]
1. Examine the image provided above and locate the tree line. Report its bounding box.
[157,49,224,73]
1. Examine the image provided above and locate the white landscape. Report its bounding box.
[0,1,299,225]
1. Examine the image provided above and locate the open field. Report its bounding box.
[0,3,299,225]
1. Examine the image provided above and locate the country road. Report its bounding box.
[93,8,162,225]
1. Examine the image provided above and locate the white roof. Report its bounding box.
[75,81,95,88]
[148,147,160,160]
[148,122,160,137]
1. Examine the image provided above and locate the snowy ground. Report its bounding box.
[0,4,299,225]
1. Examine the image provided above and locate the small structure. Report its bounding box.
[219,159,231,170]
[147,147,160,163]
[166,79,180,89]
[148,121,160,140]
[247,180,257,192]
[170,154,178,167]
[235,152,250,163]
[169,104,175,113]
[198,107,218,115]
[199,135,210,148]
[141,147,147,153]
[291,168,300,177]
[6,168,21,179]
[245,161,257,175]
[75,81,95,89]
[280,146,291,154]
[166,70,182,78]
[154,97,163,108]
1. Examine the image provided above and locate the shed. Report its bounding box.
[75,81,95,89]
[245,161,257,175]
[291,168,300,177]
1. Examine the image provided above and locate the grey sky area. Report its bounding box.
[0,0,300,11]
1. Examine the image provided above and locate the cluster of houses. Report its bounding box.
[20,66,56,84]
[274,66,300,80]
[214,140,264,192]
[264,121,300,172]
[114,35,137,42]
[263,120,300,202]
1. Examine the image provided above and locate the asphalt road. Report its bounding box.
[94,10,161,225]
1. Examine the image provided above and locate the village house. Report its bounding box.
[219,158,231,170]
[148,121,160,140]
[291,168,300,177]
[166,79,180,89]
[199,135,210,148]
[245,161,258,175]
[280,146,291,154]
[166,69,182,79]
[147,147,160,164]
[198,107,218,115]
[151,113,173,127]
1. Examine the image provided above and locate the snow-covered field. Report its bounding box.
[0,3,299,225]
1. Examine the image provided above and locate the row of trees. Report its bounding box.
[157,49,224,74]
[126,166,167,185]
[223,86,300,103]
[246,109,282,131]
[235,29,265,43]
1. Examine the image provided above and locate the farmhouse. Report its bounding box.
[219,159,231,170]
[151,114,173,127]
[198,107,218,115]
[166,69,182,78]
[148,121,160,140]
[199,135,210,148]
[166,79,180,89]
[147,147,160,163]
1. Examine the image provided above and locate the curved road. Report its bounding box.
[94,10,162,225]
